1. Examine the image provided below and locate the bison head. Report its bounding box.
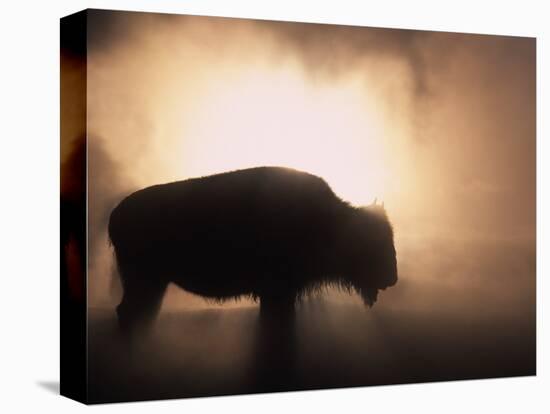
[339,200,398,306]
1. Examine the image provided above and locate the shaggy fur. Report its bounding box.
[108,166,397,333]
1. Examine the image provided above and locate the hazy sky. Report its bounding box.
[78,10,535,310]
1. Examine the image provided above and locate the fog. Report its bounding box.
[77,10,535,400]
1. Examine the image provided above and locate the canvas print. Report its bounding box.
[60,9,536,404]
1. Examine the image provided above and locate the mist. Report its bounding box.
[82,10,535,401]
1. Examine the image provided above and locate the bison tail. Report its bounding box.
[108,242,124,301]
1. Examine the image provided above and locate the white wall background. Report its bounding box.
[0,0,547,412]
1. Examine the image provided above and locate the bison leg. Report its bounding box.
[254,292,298,391]
[116,268,167,337]
[259,293,296,321]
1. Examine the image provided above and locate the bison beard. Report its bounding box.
[108,166,398,335]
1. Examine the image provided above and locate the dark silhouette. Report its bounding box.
[108,166,398,335]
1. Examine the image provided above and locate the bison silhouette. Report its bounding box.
[108,166,397,334]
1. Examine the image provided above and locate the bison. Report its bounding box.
[108,166,397,334]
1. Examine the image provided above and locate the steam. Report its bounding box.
[85,10,535,315]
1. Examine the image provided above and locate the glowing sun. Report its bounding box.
[177,63,395,206]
